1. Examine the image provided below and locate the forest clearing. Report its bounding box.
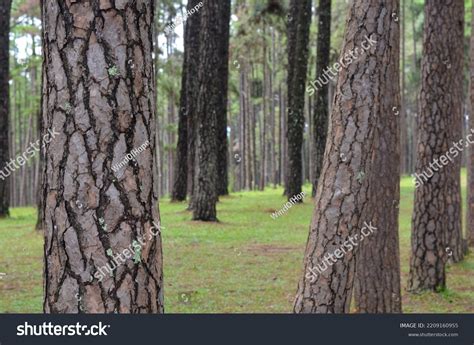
[1,175,473,313]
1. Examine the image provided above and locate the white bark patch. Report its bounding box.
[87,39,108,82]
[104,183,125,232]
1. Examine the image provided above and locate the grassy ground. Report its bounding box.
[0,174,473,313]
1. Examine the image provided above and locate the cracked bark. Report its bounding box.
[0,0,11,217]
[408,0,463,292]
[42,0,163,313]
[312,0,331,198]
[293,0,399,313]
[286,0,311,201]
[192,0,230,221]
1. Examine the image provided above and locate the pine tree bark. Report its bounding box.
[0,0,11,217]
[293,0,399,313]
[354,1,402,313]
[312,0,331,198]
[408,0,463,292]
[193,0,230,221]
[171,0,202,202]
[42,0,163,313]
[469,0,474,248]
[286,0,311,201]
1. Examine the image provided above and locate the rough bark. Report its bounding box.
[408,0,462,292]
[312,0,331,198]
[293,0,399,313]
[469,0,474,248]
[286,0,311,201]
[354,0,402,312]
[192,0,230,221]
[42,0,163,313]
[0,0,11,217]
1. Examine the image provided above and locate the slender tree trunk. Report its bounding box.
[193,0,231,221]
[312,0,331,197]
[286,0,311,200]
[42,0,163,313]
[469,0,474,248]
[293,0,399,313]
[408,0,463,292]
[0,0,11,217]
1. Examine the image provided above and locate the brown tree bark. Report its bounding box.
[408,0,463,292]
[469,0,474,248]
[354,1,402,313]
[172,0,202,202]
[311,0,331,198]
[0,0,11,217]
[42,0,163,313]
[293,0,399,313]
[286,0,311,201]
[193,0,231,221]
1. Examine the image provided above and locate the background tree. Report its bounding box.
[171,0,202,202]
[42,0,163,312]
[286,0,311,201]
[408,0,463,292]
[469,0,474,248]
[293,0,400,313]
[312,0,331,198]
[193,0,231,221]
[0,0,12,217]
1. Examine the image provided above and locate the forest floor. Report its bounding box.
[0,174,473,313]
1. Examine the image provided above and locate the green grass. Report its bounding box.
[0,174,473,313]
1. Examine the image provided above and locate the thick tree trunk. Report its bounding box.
[469,0,474,248]
[408,0,463,292]
[293,0,399,313]
[354,0,402,312]
[0,0,11,217]
[42,0,163,313]
[193,0,230,221]
[286,0,311,201]
[311,0,331,198]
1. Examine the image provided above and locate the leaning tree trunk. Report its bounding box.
[293,0,399,313]
[445,0,464,263]
[0,0,11,218]
[42,0,163,313]
[469,0,474,248]
[354,0,402,313]
[192,0,231,221]
[286,0,311,201]
[311,0,331,198]
[172,0,202,202]
[408,0,463,292]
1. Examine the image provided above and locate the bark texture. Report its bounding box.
[354,0,402,312]
[172,0,202,202]
[408,0,462,292]
[286,0,311,201]
[0,0,11,217]
[42,0,163,313]
[312,0,331,198]
[293,0,399,313]
[192,0,231,221]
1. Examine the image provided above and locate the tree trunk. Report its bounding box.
[286,0,311,201]
[193,0,230,221]
[42,0,163,313]
[312,0,331,198]
[0,0,11,217]
[469,0,474,248]
[408,0,463,292]
[293,0,399,313]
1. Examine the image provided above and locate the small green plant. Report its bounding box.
[108,65,120,78]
